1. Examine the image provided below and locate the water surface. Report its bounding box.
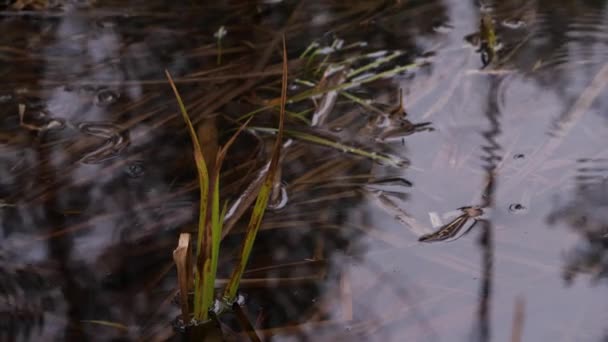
[2,1,608,341]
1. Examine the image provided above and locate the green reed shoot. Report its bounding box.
[223,36,288,303]
[166,70,249,322]
[166,70,211,321]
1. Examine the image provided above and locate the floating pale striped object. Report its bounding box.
[419,207,484,243]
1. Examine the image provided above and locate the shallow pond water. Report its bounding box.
[2,0,608,341]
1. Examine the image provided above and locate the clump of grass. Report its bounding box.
[166,70,248,322]
[165,35,287,325]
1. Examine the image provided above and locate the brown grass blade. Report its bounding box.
[198,116,218,176]
[173,233,192,322]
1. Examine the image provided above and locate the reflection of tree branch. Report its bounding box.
[476,218,493,342]
[476,75,502,342]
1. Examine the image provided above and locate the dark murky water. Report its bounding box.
[2,0,608,341]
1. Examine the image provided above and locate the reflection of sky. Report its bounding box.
[43,16,124,122]
[334,1,608,341]
[39,16,119,264]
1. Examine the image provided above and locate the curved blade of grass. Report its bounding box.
[250,127,408,167]
[165,70,210,320]
[223,36,288,303]
[237,55,414,123]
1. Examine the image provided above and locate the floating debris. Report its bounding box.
[508,203,527,213]
[77,122,129,164]
[419,206,484,243]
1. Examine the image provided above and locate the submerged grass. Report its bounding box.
[250,127,407,167]
[267,60,422,106]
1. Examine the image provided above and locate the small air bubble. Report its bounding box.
[95,89,119,106]
[508,203,527,213]
[330,126,343,132]
[125,161,145,178]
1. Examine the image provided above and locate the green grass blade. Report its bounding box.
[201,174,221,318]
[197,116,250,315]
[165,70,211,321]
[223,179,273,302]
[223,36,288,303]
[338,90,385,115]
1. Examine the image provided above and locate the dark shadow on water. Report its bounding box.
[548,158,608,286]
